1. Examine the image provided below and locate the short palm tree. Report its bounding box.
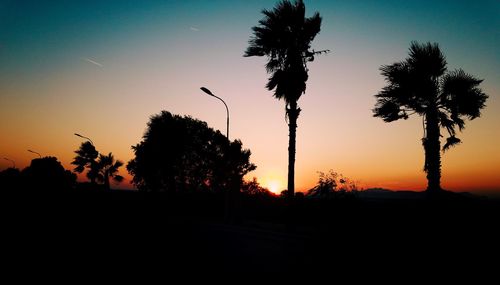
[97,152,124,190]
[245,0,327,200]
[373,42,488,193]
[71,141,99,184]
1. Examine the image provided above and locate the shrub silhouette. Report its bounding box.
[127,111,256,192]
[307,170,358,199]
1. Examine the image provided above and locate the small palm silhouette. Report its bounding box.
[71,141,99,184]
[97,152,124,190]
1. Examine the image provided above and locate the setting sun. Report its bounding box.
[266,180,284,195]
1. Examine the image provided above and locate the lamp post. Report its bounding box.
[200,87,229,141]
[74,133,94,146]
[27,149,41,158]
[201,87,237,223]
[3,157,15,168]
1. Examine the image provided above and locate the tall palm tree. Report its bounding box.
[244,0,327,200]
[71,141,99,184]
[373,42,488,193]
[97,152,124,190]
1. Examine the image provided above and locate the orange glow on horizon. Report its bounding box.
[266,180,284,195]
[258,172,286,195]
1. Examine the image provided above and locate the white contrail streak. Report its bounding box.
[83,57,103,67]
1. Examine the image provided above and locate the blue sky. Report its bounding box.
[1,0,498,79]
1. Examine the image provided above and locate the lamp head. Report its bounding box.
[200,87,214,96]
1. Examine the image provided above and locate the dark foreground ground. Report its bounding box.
[2,189,499,278]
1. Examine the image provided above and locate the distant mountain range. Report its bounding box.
[356,188,488,200]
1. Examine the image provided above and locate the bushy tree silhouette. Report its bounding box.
[245,0,327,201]
[373,42,488,193]
[22,157,76,191]
[71,141,99,184]
[97,153,124,190]
[0,167,21,190]
[127,111,256,192]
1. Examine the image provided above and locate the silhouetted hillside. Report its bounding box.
[358,188,488,200]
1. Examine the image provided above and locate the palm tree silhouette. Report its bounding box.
[373,42,488,193]
[97,152,124,190]
[244,0,327,200]
[71,141,99,184]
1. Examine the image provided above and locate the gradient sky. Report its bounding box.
[1,0,499,194]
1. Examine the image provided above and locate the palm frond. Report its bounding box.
[441,69,488,120]
[265,58,283,72]
[407,41,447,78]
[244,0,324,102]
[438,111,456,136]
[380,62,403,82]
[73,165,85,173]
[443,136,461,151]
[114,160,124,169]
[244,45,265,57]
[266,70,284,95]
[373,97,407,122]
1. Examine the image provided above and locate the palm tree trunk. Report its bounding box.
[287,100,300,201]
[424,109,442,193]
[89,161,98,186]
[104,171,110,190]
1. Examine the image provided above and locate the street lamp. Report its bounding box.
[27,149,41,158]
[201,87,236,223]
[3,157,15,168]
[74,133,94,145]
[200,87,230,141]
